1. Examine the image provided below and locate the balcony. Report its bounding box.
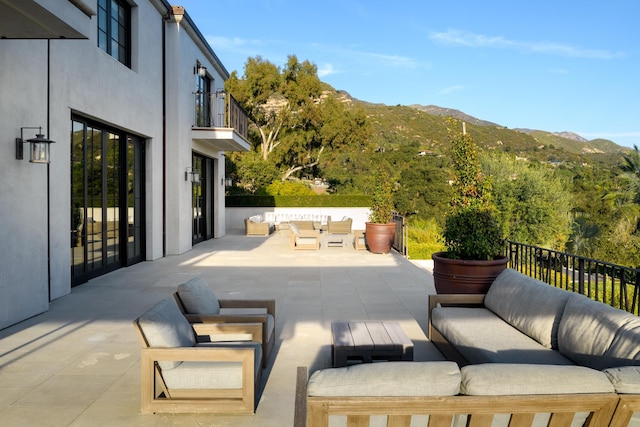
[191,91,251,152]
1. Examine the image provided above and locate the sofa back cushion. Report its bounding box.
[308,361,460,397]
[484,268,571,349]
[558,294,640,370]
[177,277,220,315]
[136,297,196,370]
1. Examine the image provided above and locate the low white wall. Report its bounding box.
[226,207,371,233]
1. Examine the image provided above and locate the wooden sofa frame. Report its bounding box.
[133,317,261,414]
[290,229,321,250]
[294,367,619,427]
[173,292,276,368]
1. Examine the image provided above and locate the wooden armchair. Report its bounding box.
[133,297,262,414]
[289,223,320,250]
[327,217,352,234]
[174,277,276,368]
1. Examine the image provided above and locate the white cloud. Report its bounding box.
[438,85,465,95]
[430,29,625,60]
[317,63,337,77]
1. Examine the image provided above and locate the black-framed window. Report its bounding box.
[71,116,145,286]
[195,71,212,127]
[97,0,131,67]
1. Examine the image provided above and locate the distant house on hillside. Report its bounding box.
[0,0,250,329]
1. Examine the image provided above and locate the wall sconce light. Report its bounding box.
[185,167,200,183]
[16,127,55,163]
[194,62,207,77]
[221,178,232,187]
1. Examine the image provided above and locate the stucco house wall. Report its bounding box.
[0,0,238,329]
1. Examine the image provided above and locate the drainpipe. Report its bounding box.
[162,13,167,257]
[47,39,51,301]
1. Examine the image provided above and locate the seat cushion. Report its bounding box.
[431,307,575,365]
[484,269,571,349]
[137,297,196,370]
[177,277,220,315]
[558,294,640,369]
[604,366,640,394]
[308,361,460,397]
[162,341,262,389]
[461,363,615,395]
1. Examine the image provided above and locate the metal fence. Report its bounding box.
[505,240,640,314]
[391,213,407,256]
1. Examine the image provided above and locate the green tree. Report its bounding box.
[481,152,572,249]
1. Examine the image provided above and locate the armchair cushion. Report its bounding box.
[178,277,220,315]
[162,342,263,389]
[136,297,196,370]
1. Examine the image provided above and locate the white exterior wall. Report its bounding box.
[0,0,233,329]
[164,16,228,255]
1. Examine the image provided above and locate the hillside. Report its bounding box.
[335,92,629,167]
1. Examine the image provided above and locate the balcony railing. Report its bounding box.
[505,240,640,314]
[194,91,248,139]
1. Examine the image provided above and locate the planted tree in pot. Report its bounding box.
[432,122,508,293]
[365,169,396,254]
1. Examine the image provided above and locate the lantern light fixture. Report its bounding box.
[185,167,200,183]
[194,62,207,77]
[16,127,55,164]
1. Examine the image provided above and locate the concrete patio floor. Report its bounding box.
[0,230,444,426]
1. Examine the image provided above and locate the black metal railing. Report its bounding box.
[391,213,407,256]
[505,240,640,314]
[194,91,248,139]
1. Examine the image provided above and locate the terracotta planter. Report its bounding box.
[365,222,396,254]
[432,251,508,294]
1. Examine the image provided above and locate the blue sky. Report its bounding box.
[176,0,640,148]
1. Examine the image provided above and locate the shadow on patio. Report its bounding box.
[0,230,441,426]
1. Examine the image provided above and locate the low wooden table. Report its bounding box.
[331,321,414,367]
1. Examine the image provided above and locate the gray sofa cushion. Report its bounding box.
[484,269,571,349]
[136,297,196,370]
[604,366,640,394]
[177,277,220,315]
[431,307,575,365]
[461,363,615,395]
[162,341,262,389]
[558,294,640,370]
[308,361,460,397]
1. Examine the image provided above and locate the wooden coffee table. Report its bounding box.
[331,321,414,367]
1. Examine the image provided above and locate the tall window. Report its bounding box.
[97,0,131,67]
[195,71,212,127]
[71,117,145,286]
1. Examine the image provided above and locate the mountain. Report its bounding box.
[410,104,501,127]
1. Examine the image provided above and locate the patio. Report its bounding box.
[0,230,442,426]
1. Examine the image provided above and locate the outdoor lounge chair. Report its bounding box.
[289,223,320,250]
[133,296,262,414]
[174,277,276,368]
[327,217,352,234]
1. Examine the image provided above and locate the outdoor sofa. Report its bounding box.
[244,215,275,236]
[294,268,640,426]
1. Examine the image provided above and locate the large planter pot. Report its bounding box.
[365,222,396,254]
[432,251,509,294]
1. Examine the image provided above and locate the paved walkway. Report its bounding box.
[0,230,442,426]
